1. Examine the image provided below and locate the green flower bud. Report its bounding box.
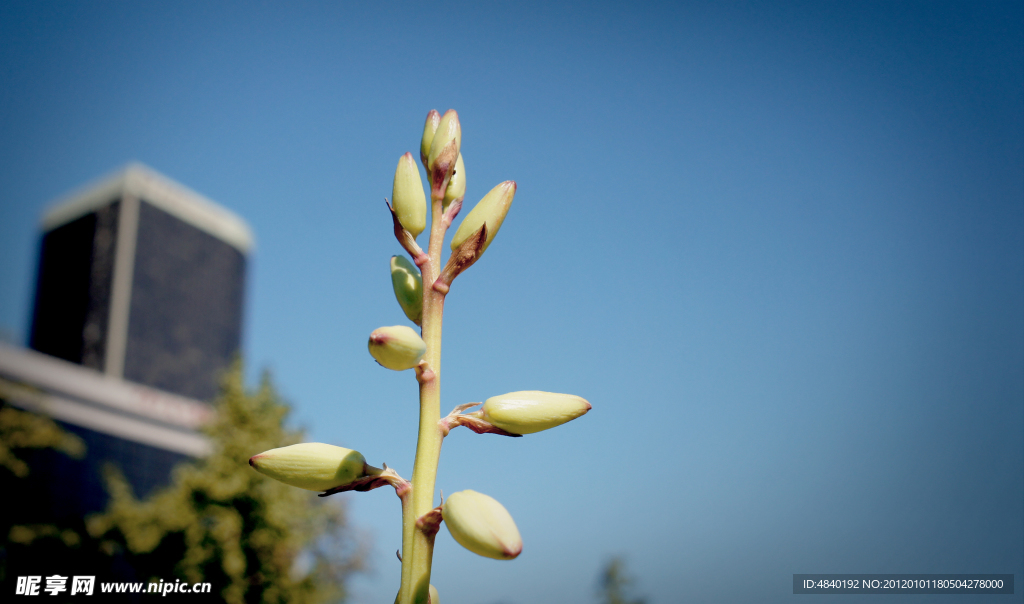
[390,255,422,325]
[368,325,426,371]
[442,153,466,209]
[442,490,522,560]
[392,152,427,239]
[248,443,368,492]
[480,391,591,435]
[427,109,461,200]
[420,109,441,168]
[450,181,516,256]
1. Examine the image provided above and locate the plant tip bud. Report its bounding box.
[427,110,462,200]
[420,109,441,168]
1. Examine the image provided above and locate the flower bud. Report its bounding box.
[392,152,427,239]
[479,391,591,435]
[420,109,441,168]
[248,443,368,492]
[450,181,516,256]
[442,153,465,209]
[390,255,422,325]
[427,109,461,200]
[368,325,426,371]
[442,490,522,560]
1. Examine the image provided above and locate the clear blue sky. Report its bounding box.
[1,2,1022,603]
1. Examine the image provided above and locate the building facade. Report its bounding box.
[0,163,252,520]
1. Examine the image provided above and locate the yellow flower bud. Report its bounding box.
[480,391,591,435]
[427,109,461,200]
[390,255,422,325]
[248,443,367,492]
[392,152,427,239]
[442,490,522,560]
[368,325,426,371]
[450,181,516,256]
[420,109,441,168]
[442,153,465,209]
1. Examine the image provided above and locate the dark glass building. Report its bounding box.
[29,163,252,402]
[0,163,253,521]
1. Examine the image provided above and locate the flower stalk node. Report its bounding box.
[318,463,409,497]
[416,505,444,538]
[387,201,429,267]
[441,197,463,229]
[434,223,487,293]
[415,361,436,384]
[438,402,522,437]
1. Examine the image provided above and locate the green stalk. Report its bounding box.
[399,195,447,604]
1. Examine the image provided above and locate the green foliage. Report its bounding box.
[88,363,363,603]
[597,557,647,604]
[0,398,88,583]
[0,403,85,478]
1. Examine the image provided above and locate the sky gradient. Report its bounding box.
[1,2,1022,603]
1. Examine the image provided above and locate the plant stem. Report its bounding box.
[399,195,447,604]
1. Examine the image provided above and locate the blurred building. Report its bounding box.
[0,163,252,521]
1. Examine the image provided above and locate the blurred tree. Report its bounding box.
[0,399,87,582]
[0,404,85,478]
[597,557,647,604]
[88,363,364,603]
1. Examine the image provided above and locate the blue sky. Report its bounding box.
[1,2,1022,603]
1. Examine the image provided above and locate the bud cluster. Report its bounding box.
[247,110,590,604]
